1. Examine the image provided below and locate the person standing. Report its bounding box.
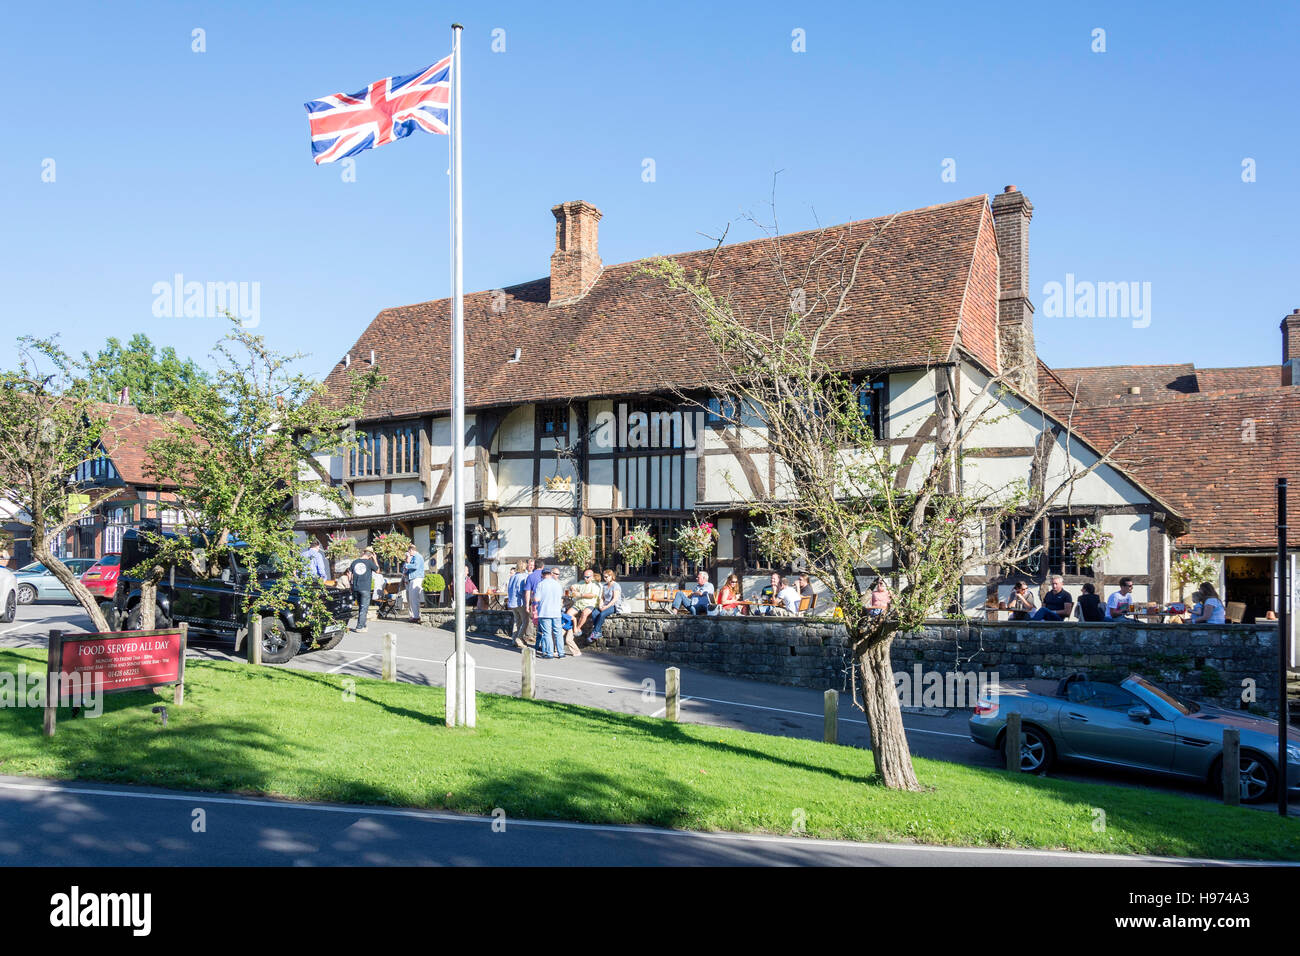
[534,567,565,659]
[402,543,426,623]
[349,550,380,633]
[523,559,545,643]
[302,541,329,581]
[506,560,530,648]
[589,568,624,643]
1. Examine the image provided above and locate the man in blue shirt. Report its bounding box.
[402,544,426,623]
[534,567,565,659]
[506,560,530,648]
[523,559,544,644]
[670,570,715,615]
[302,542,329,581]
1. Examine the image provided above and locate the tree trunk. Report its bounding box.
[31,539,111,634]
[139,579,157,630]
[857,637,921,791]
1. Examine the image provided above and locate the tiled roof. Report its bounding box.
[323,196,998,420]
[1046,364,1284,408]
[94,404,191,487]
[1055,386,1300,550]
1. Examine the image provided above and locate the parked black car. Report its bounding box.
[112,527,354,664]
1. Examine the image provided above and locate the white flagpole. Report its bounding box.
[448,21,472,727]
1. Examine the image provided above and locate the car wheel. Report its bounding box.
[125,603,170,630]
[259,615,302,664]
[0,590,15,623]
[16,584,36,605]
[313,629,346,651]
[1007,724,1055,773]
[1234,752,1277,804]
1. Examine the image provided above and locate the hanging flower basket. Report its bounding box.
[1069,525,1113,569]
[326,532,359,563]
[371,531,412,567]
[673,521,718,565]
[618,525,656,570]
[1171,550,1218,599]
[554,534,594,572]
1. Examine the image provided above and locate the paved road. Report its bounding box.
[0,774,1228,867]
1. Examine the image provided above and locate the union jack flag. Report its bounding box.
[305,56,451,165]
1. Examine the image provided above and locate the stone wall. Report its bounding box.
[592,614,1282,712]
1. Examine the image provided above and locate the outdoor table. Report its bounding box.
[479,589,506,610]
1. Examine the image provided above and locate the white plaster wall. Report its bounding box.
[499,405,534,452]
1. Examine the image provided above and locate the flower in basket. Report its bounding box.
[371,531,413,566]
[673,521,718,565]
[618,524,656,569]
[554,534,594,572]
[1171,550,1218,600]
[1069,524,1113,569]
[326,532,360,562]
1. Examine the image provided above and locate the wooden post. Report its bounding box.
[175,623,187,706]
[665,666,680,721]
[823,689,838,744]
[520,646,535,699]
[43,629,62,737]
[1005,712,1022,772]
[382,632,397,681]
[246,612,262,666]
[1222,728,1241,806]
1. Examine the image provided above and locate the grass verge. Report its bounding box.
[0,648,1294,859]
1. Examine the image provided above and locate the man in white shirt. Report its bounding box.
[776,577,802,616]
[1106,577,1136,620]
[534,567,566,659]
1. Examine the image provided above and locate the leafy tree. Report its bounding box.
[129,320,380,640]
[0,339,117,632]
[79,333,208,414]
[648,230,1134,792]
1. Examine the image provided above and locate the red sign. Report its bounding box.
[57,631,184,694]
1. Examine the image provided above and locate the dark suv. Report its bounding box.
[113,527,354,664]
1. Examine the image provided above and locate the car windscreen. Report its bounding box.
[19,563,45,573]
[1127,675,1197,715]
[96,555,121,567]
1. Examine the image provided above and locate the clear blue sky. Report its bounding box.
[3,0,1297,379]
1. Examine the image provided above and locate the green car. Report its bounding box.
[13,559,97,604]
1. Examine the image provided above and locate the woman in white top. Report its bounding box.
[1192,582,1226,624]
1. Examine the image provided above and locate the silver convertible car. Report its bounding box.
[969,673,1300,804]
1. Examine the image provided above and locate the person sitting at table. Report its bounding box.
[715,573,742,615]
[774,576,802,616]
[1106,577,1135,619]
[1031,575,1073,621]
[1191,582,1226,623]
[797,573,816,599]
[671,570,715,615]
[1075,582,1107,622]
[866,578,891,616]
[1007,580,1036,620]
[756,571,782,616]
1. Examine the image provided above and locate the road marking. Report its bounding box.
[325,653,374,673]
[649,697,692,719]
[0,777,1269,865]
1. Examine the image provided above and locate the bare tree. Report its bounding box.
[646,218,1134,791]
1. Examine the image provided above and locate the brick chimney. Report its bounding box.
[549,200,602,305]
[1282,308,1300,386]
[991,185,1038,398]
